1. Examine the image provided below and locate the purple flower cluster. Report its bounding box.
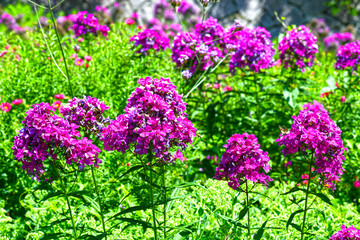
[129,29,170,54]
[171,17,225,79]
[13,102,101,181]
[72,11,110,37]
[60,96,110,138]
[324,32,354,50]
[178,0,199,17]
[335,40,360,71]
[307,18,330,39]
[227,26,275,73]
[101,77,197,163]
[278,25,318,72]
[214,133,272,190]
[275,101,346,190]
[330,225,360,240]
[0,12,27,34]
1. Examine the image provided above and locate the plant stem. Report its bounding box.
[47,0,74,98]
[58,171,78,239]
[149,151,158,240]
[300,151,314,240]
[162,165,167,239]
[245,179,251,239]
[91,165,107,239]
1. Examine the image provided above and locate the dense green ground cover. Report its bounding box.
[1,2,360,240]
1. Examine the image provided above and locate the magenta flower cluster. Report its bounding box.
[330,225,360,240]
[0,12,27,34]
[72,11,110,37]
[13,101,103,181]
[335,40,360,71]
[227,26,275,73]
[278,25,318,72]
[324,32,354,50]
[101,77,197,162]
[129,29,170,54]
[60,96,110,138]
[275,101,346,190]
[171,17,225,79]
[214,133,272,190]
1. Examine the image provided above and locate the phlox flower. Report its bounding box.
[0,50,7,58]
[130,29,170,54]
[275,101,346,190]
[335,40,360,71]
[0,102,11,112]
[354,180,360,188]
[341,96,347,103]
[101,77,197,163]
[215,133,272,190]
[278,25,318,72]
[330,225,360,240]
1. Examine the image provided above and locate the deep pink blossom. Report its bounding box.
[214,133,272,190]
[55,94,65,99]
[13,102,102,181]
[278,25,318,72]
[0,102,11,112]
[12,99,23,105]
[72,11,110,37]
[84,55,92,61]
[330,225,360,240]
[0,50,7,57]
[275,101,346,190]
[354,180,360,188]
[75,57,84,66]
[125,18,135,25]
[324,32,354,50]
[52,101,61,109]
[101,77,197,163]
[335,41,360,71]
[130,29,170,54]
[341,96,347,103]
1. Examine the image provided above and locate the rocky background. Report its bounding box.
[3,0,359,36]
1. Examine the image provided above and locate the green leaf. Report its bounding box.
[312,192,333,206]
[238,206,249,221]
[253,219,268,240]
[214,213,247,229]
[286,209,304,230]
[281,187,302,195]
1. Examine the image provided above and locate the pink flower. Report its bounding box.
[12,99,23,105]
[320,91,333,98]
[301,174,309,179]
[0,50,7,58]
[213,83,220,89]
[274,59,281,67]
[15,54,21,61]
[85,63,89,68]
[0,102,11,112]
[340,96,346,103]
[70,53,78,59]
[174,149,184,161]
[131,12,139,19]
[284,161,292,168]
[74,57,84,66]
[4,45,10,50]
[335,82,339,88]
[223,85,233,92]
[124,18,135,25]
[78,37,84,43]
[54,94,65,99]
[52,101,61,109]
[354,180,360,188]
[114,2,120,8]
[84,55,92,61]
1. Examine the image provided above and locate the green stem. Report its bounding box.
[58,171,78,239]
[300,151,314,240]
[47,0,74,98]
[91,165,107,240]
[245,179,251,239]
[149,152,158,240]
[162,165,167,239]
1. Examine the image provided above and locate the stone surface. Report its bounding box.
[2,0,359,37]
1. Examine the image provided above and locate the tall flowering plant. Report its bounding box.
[101,77,196,239]
[215,133,272,238]
[276,101,346,240]
[13,97,111,239]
